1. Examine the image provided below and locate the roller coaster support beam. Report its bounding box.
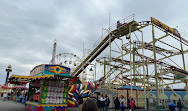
[104,58,106,86]
[152,23,160,105]
[133,45,136,86]
[180,36,187,91]
[129,25,133,97]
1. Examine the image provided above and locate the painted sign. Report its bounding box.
[30,64,70,76]
[44,65,70,76]
[151,17,180,37]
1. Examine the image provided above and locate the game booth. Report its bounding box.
[8,64,81,111]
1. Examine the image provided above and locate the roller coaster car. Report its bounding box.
[172,28,181,37]
[114,21,139,39]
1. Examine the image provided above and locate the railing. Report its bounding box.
[109,14,134,32]
[83,14,135,61]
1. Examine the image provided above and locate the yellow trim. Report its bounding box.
[26,101,67,107]
[10,74,54,79]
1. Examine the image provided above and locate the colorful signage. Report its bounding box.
[30,64,70,76]
[44,65,70,76]
[151,17,180,37]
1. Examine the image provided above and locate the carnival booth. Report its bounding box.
[8,64,80,111]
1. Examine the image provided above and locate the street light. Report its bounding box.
[89,63,96,81]
[5,64,12,84]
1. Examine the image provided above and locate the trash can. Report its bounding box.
[168,103,176,111]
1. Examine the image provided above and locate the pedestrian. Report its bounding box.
[78,94,84,111]
[99,94,105,111]
[104,94,110,111]
[127,97,131,110]
[114,97,120,111]
[3,92,7,101]
[177,99,183,111]
[119,96,126,111]
[91,93,98,104]
[82,98,98,111]
[130,98,136,111]
[117,21,121,28]
[1,93,3,98]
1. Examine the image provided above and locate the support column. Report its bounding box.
[129,25,133,97]
[133,46,136,86]
[152,23,160,105]
[180,37,187,92]
[104,59,106,87]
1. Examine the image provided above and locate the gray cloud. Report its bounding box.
[0,0,187,89]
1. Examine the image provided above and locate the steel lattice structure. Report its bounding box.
[71,15,188,106]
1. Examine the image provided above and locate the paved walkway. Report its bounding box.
[0,99,26,111]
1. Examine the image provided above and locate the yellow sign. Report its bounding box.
[151,17,180,37]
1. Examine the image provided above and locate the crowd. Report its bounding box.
[80,93,110,111]
[114,96,136,111]
[80,93,136,111]
[1,92,27,103]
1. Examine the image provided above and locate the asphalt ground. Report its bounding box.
[0,98,27,111]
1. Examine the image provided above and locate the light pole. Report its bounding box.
[5,64,12,84]
[89,63,96,82]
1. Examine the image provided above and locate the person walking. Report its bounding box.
[104,94,110,111]
[3,92,7,101]
[99,94,105,111]
[1,93,3,98]
[177,99,183,111]
[114,97,120,111]
[130,98,136,111]
[127,97,131,110]
[119,96,126,111]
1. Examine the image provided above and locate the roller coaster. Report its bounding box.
[71,14,188,105]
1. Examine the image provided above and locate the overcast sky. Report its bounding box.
[0,0,188,88]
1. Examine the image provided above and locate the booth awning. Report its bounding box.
[8,74,81,84]
[8,74,55,84]
[2,86,12,89]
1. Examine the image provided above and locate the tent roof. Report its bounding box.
[117,85,144,90]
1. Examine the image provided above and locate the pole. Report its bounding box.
[5,65,12,84]
[95,63,96,81]
[122,39,124,85]
[109,13,112,86]
[51,40,57,64]
[179,37,187,92]
[152,23,160,105]
[104,59,106,87]
[133,45,136,86]
[129,25,133,97]
[5,71,10,84]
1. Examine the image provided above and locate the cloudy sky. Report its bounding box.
[0,0,188,88]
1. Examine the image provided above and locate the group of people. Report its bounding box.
[1,92,7,101]
[114,96,136,111]
[98,94,110,111]
[80,93,110,111]
[80,94,136,111]
[117,21,127,28]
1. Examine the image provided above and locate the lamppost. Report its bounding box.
[89,63,96,82]
[5,64,12,84]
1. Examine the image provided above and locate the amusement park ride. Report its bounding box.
[65,15,188,106]
[7,14,188,110]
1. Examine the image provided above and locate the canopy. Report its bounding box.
[8,74,81,84]
[8,74,55,84]
[117,85,144,90]
[2,86,12,89]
